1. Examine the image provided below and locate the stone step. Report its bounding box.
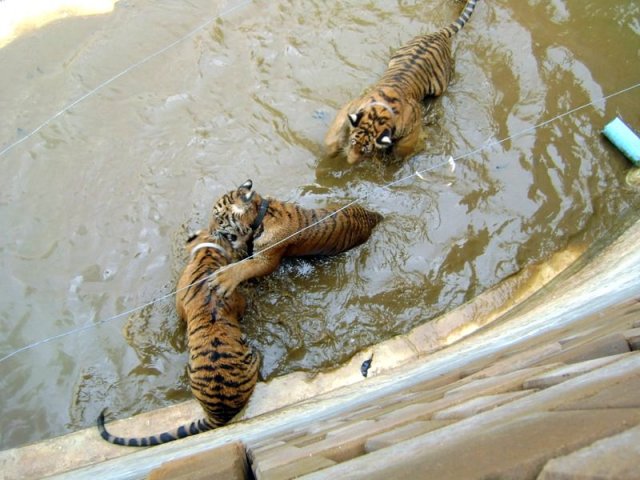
[443,364,557,398]
[300,409,640,480]
[432,390,535,420]
[538,424,640,480]
[523,353,631,390]
[623,327,640,350]
[295,354,640,479]
[554,373,640,411]
[463,342,563,379]
[249,352,640,479]
[255,454,335,480]
[248,403,455,478]
[364,420,453,452]
[546,332,631,364]
[147,442,248,480]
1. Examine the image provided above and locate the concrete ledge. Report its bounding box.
[0,239,585,480]
[299,355,640,479]
[3,218,640,480]
[303,409,640,480]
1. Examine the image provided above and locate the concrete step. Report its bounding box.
[443,364,557,398]
[146,441,248,480]
[463,342,563,379]
[538,424,640,480]
[545,332,631,364]
[432,390,536,420]
[364,420,453,452]
[301,409,640,480]
[624,327,640,350]
[523,353,631,389]
[554,372,640,410]
[255,454,335,480]
[292,353,640,479]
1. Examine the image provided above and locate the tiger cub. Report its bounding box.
[97,230,260,446]
[325,0,478,164]
[208,179,382,297]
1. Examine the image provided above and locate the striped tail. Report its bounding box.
[303,206,383,256]
[97,409,217,447]
[448,0,478,35]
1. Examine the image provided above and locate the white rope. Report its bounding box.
[1,82,638,364]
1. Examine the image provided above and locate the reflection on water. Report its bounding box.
[1,0,639,449]
[0,0,119,48]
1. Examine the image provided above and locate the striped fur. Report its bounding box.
[97,231,260,447]
[325,0,478,164]
[208,179,383,297]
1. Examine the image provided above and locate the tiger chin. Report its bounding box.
[324,0,479,165]
[97,230,260,447]
[208,179,383,297]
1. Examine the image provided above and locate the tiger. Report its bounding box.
[97,229,260,446]
[324,0,478,165]
[208,179,383,297]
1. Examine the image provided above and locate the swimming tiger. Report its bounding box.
[324,0,478,165]
[208,179,383,297]
[97,230,260,446]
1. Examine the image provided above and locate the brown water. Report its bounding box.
[1,0,639,450]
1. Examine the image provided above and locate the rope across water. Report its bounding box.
[0,0,254,158]
[1,81,638,364]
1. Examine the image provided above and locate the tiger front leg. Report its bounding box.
[208,252,282,297]
[393,100,423,160]
[324,102,353,156]
[394,127,422,161]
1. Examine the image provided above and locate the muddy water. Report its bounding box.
[1,0,639,449]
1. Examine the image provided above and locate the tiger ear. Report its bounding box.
[377,129,393,146]
[238,179,254,203]
[186,229,202,244]
[348,111,363,127]
[239,179,253,191]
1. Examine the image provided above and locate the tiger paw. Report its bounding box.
[207,271,237,298]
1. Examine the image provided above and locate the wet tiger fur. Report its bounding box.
[97,230,260,446]
[324,0,478,165]
[208,179,383,297]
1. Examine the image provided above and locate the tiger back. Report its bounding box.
[324,0,478,165]
[208,179,383,297]
[97,230,260,447]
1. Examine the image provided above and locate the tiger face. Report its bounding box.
[185,229,246,262]
[346,103,395,164]
[209,180,259,251]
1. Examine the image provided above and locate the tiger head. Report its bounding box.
[346,102,395,164]
[185,229,245,262]
[209,180,262,252]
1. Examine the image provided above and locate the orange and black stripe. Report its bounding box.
[97,232,259,447]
